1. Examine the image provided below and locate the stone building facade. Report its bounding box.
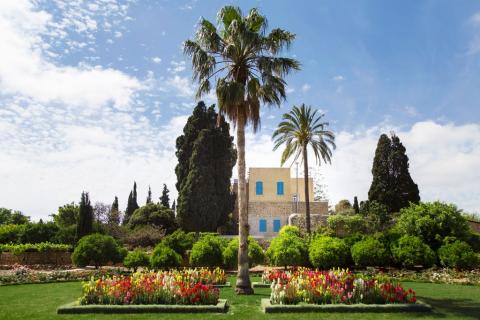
[233,167,329,238]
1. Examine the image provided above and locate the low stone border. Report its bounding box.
[261,298,432,313]
[213,282,231,288]
[252,282,270,288]
[57,299,228,314]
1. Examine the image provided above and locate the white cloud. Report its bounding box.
[237,121,480,213]
[332,75,344,81]
[467,12,480,55]
[168,60,186,74]
[0,0,143,110]
[152,56,162,64]
[301,83,311,92]
[165,75,194,97]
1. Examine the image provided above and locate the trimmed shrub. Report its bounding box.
[223,236,265,269]
[438,241,479,269]
[189,235,225,267]
[309,236,350,269]
[162,230,195,256]
[0,242,72,254]
[351,237,389,267]
[395,202,471,250]
[150,243,182,269]
[123,249,150,271]
[278,225,302,237]
[391,235,436,268]
[72,234,125,267]
[266,226,308,268]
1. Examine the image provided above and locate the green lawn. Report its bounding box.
[1,276,479,319]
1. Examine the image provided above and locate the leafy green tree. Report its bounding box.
[273,105,335,234]
[176,105,236,232]
[189,235,226,268]
[161,230,195,256]
[368,133,420,213]
[309,236,350,269]
[20,221,59,243]
[150,243,182,269]
[438,241,479,269]
[351,237,389,267]
[391,235,436,268]
[395,201,471,250]
[160,184,170,208]
[0,208,30,225]
[359,200,390,230]
[123,249,150,271]
[185,6,299,294]
[123,182,139,225]
[146,186,152,204]
[76,192,93,241]
[335,199,352,213]
[128,203,176,233]
[223,236,265,269]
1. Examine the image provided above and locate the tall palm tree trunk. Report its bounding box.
[303,145,311,234]
[235,112,253,294]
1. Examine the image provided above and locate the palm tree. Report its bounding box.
[184,6,299,294]
[272,104,335,234]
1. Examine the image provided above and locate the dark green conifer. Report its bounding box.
[160,184,170,208]
[76,191,93,241]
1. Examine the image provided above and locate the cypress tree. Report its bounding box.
[123,182,139,225]
[146,185,152,204]
[353,196,359,214]
[175,102,236,232]
[160,184,170,208]
[171,199,176,212]
[109,196,120,225]
[368,133,420,213]
[390,134,420,211]
[76,191,93,241]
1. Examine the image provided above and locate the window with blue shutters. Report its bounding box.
[276,181,284,195]
[273,219,281,232]
[259,219,267,232]
[255,181,263,195]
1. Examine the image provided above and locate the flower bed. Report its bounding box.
[0,265,125,285]
[80,270,221,306]
[264,268,417,306]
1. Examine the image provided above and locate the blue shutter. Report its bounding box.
[255,181,263,195]
[276,181,284,195]
[273,219,281,232]
[259,219,267,232]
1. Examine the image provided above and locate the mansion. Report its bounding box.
[233,167,329,238]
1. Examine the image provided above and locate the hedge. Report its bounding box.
[0,242,72,255]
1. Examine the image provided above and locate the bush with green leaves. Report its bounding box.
[72,234,125,267]
[266,226,308,268]
[351,237,389,267]
[326,214,366,237]
[150,243,182,269]
[123,249,150,271]
[309,236,350,269]
[20,222,60,244]
[127,203,177,233]
[0,224,26,243]
[223,236,264,269]
[189,235,226,267]
[0,242,72,255]
[395,202,471,250]
[391,235,436,268]
[161,230,195,256]
[438,241,479,269]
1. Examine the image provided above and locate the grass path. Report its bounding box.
[1,276,479,319]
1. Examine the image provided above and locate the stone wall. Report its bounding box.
[288,213,329,231]
[0,252,72,265]
[468,220,480,233]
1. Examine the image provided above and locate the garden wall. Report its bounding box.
[0,252,72,265]
[468,220,480,233]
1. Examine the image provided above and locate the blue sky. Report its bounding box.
[0,0,479,219]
